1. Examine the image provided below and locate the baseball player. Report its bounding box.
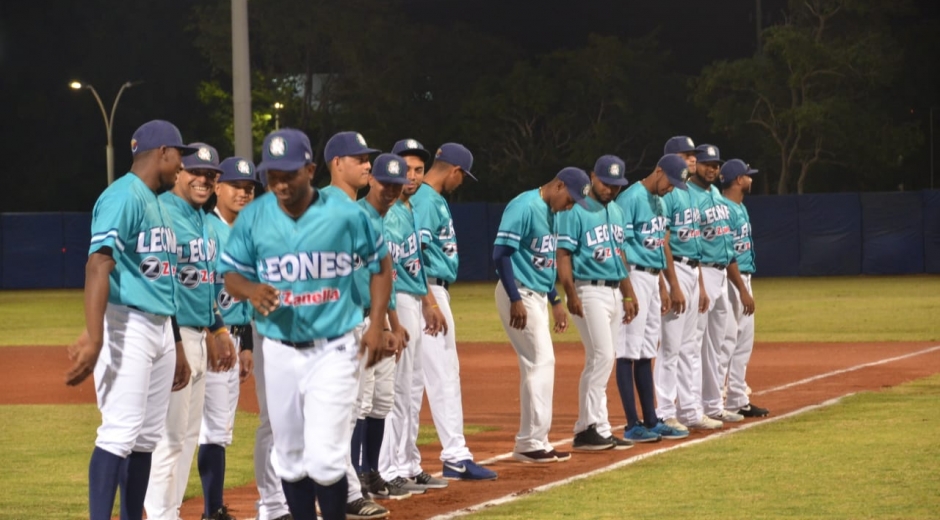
[65,120,196,520]
[410,143,497,480]
[494,167,590,463]
[319,132,410,511]
[199,156,263,520]
[719,159,770,418]
[378,139,449,493]
[613,154,691,443]
[683,144,745,427]
[220,128,392,520]
[556,155,638,452]
[659,136,715,431]
[146,143,237,520]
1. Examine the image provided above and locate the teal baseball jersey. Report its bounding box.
[688,183,735,265]
[725,197,756,273]
[88,173,178,316]
[208,211,252,326]
[217,191,387,342]
[160,192,220,328]
[384,200,428,297]
[356,197,392,311]
[662,188,703,260]
[614,182,668,269]
[493,189,558,293]
[556,196,628,281]
[410,183,459,284]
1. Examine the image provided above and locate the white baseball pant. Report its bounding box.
[657,261,701,421]
[617,268,660,360]
[145,326,208,520]
[93,304,176,457]
[199,334,240,447]
[700,266,731,418]
[252,326,291,520]
[721,274,755,410]
[263,334,360,484]
[570,282,619,438]
[495,280,555,454]
[380,292,424,480]
[345,321,368,502]
[421,283,473,463]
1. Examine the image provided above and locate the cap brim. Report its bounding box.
[462,169,478,181]
[397,149,431,162]
[668,177,689,191]
[258,159,307,173]
[600,176,628,186]
[747,168,759,175]
[174,145,200,155]
[696,157,724,164]
[182,163,223,173]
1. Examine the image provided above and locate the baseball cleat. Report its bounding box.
[663,417,689,432]
[346,497,389,519]
[737,403,770,417]
[363,470,411,500]
[411,470,448,489]
[388,476,426,495]
[604,435,634,450]
[547,449,571,462]
[650,420,690,440]
[573,425,615,451]
[512,449,558,463]
[624,424,662,443]
[709,410,745,423]
[687,415,723,430]
[443,459,498,480]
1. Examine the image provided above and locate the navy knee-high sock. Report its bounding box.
[364,417,385,474]
[119,451,151,520]
[198,443,226,516]
[281,477,318,520]
[615,358,640,426]
[315,476,348,520]
[89,447,123,520]
[634,358,659,428]
[351,418,366,475]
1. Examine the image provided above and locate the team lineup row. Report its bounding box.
[63,119,766,520]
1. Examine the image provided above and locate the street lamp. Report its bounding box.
[70,80,143,185]
[273,102,284,130]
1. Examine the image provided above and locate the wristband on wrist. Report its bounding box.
[623,297,634,302]
[212,327,228,337]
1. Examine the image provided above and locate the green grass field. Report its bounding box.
[1,275,938,519]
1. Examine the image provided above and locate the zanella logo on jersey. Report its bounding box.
[701,225,732,241]
[139,256,176,280]
[260,251,354,282]
[676,227,701,242]
[734,241,752,254]
[280,288,341,306]
[135,227,178,254]
[529,234,556,253]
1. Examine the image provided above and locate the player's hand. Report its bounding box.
[238,350,253,383]
[670,286,686,315]
[248,283,281,316]
[216,331,236,372]
[509,300,527,330]
[622,298,638,324]
[551,303,568,333]
[391,323,409,352]
[65,329,102,386]
[383,330,402,362]
[172,341,192,391]
[566,294,584,318]
[360,322,386,368]
[698,288,710,313]
[422,304,447,336]
[740,291,756,316]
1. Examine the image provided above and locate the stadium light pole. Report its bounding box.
[70,80,143,185]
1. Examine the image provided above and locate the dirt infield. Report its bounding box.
[4,341,939,519]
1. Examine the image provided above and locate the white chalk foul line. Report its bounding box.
[423,344,940,519]
[427,394,854,520]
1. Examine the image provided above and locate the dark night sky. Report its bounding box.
[0,0,935,211]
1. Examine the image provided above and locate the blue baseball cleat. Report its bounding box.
[442,459,498,481]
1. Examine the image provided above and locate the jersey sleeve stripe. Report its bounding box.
[496,231,522,241]
[90,230,125,251]
[624,224,635,230]
[221,252,256,274]
[556,235,578,245]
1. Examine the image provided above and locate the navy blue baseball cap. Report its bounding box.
[218,156,261,185]
[433,143,477,180]
[593,155,628,186]
[258,128,313,173]
[720,159,759,184]
[695,144,723,164]
[557,167,591,209]
[131,120,198,156]
[371,154,410,185]
[324,131,381,163]
[657,154,690,190]
[663,135,697,155]
[181,143,222,173]
[391,138,431,162]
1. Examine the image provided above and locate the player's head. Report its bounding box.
[130,120,198,189]
[325,131,380,191]
[215,157,260,215]
[664,135,698,175]
[176,143,222,208]
[720,159,758,194]
[367,154,409,214]
[549,167,591,213]
[392,138,430,197]
[258,128,316,207]
[429,143,476,194]
[652,154,690,196]
[693,144,723,185]
[590,155,629,203]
